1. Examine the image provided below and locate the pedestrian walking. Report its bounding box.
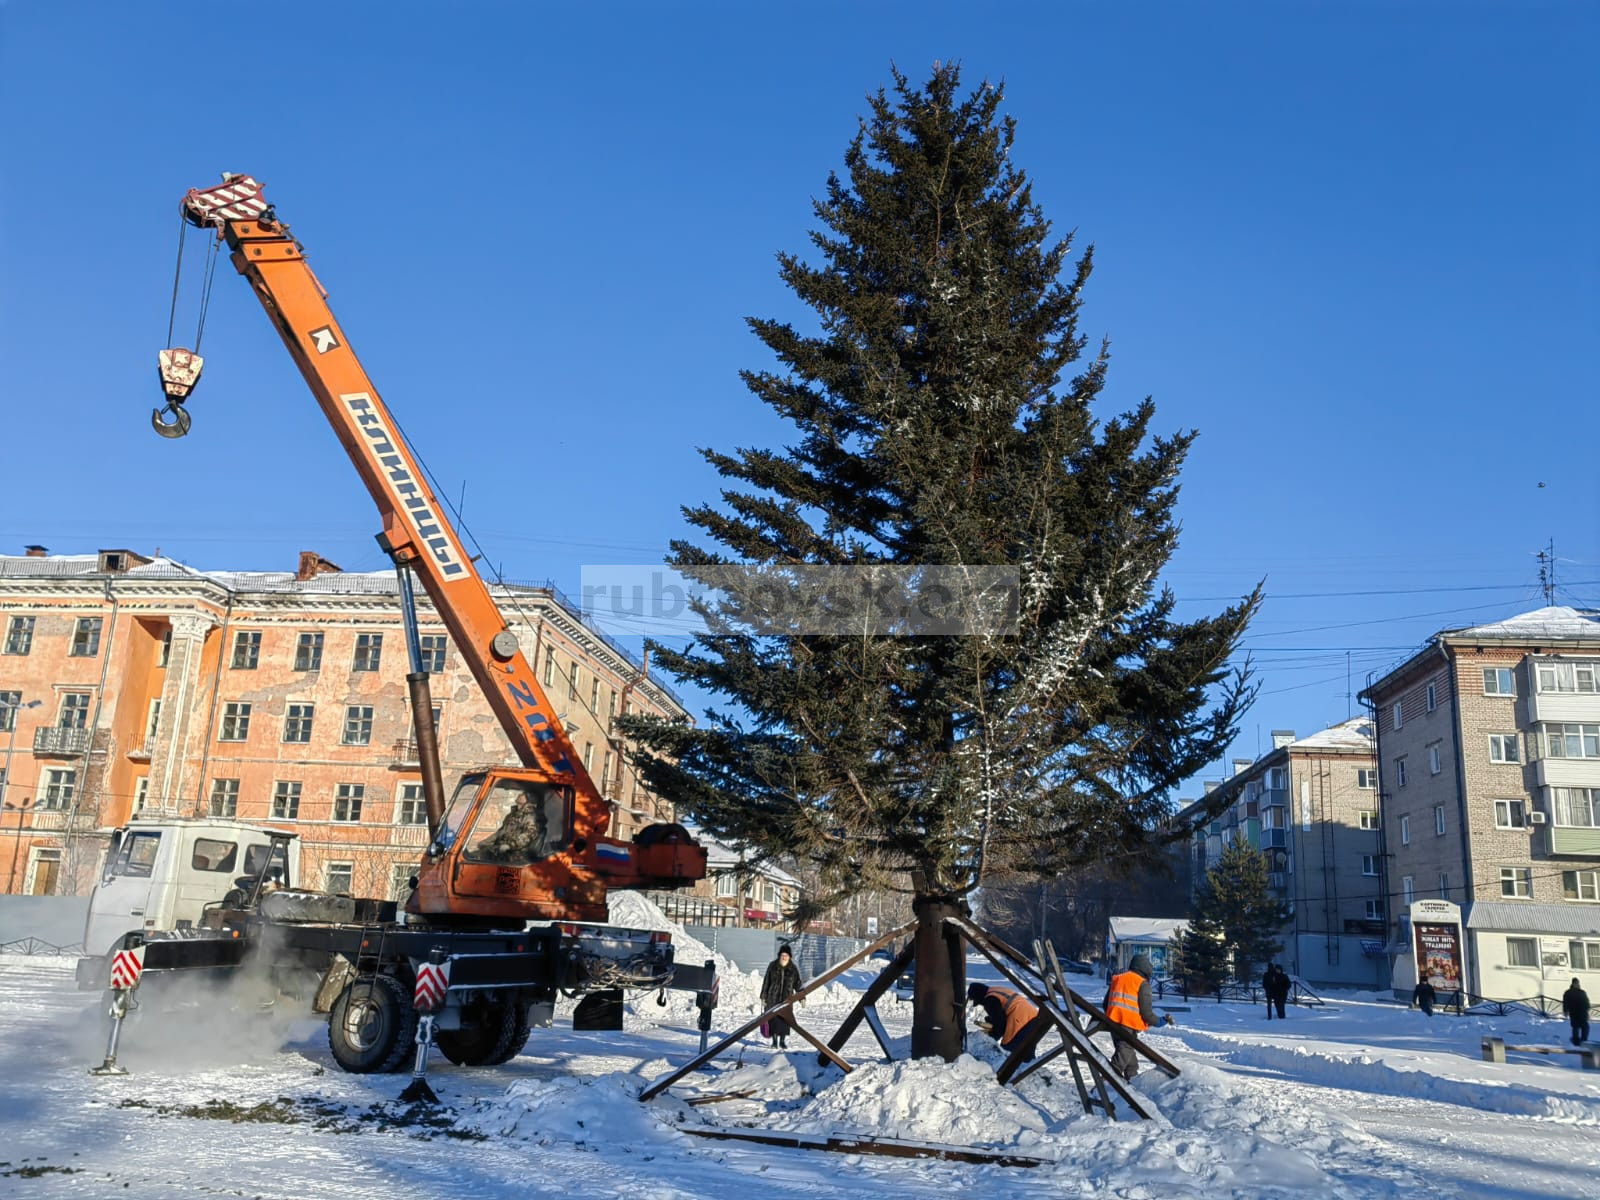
[1564,978,1591,1046]
[1260,964,1289,1020]
[1412,978,1436,1016]
[760,944,804,1050]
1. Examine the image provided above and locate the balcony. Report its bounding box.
[1550,826,1600,857]
[33,727,90,756]
[391,739,420,768]
[1267,871,1288,890]
[1262,828,1288,849]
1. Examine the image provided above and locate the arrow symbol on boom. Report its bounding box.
[310,327,340,354]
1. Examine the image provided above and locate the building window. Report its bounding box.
[389,863,416,902]
[582,742,594,773]
[1483,667,1515,697]
[715,873,738,899]
[601,751,614,793]
[352,633,383,672]
[1400,815,1410,845]
[1428,746,1441,775]
[294,632,324,671]
[397,783,427,825]
[590,676,601,714]
[1392,702,1403,731]
[219,702,251,741]
[1571,941,1600,971]
[208,778,239,817]
[58,692,91,729]
[231,630,261,669]
[70,617,103,658]
[1357,768,1376,790]
[1562,870,1600,902]
[1500,867,1532,899]
[1361,854,1379,876]
[1494,799,1526,829]
[1553,787,1600,828]
[133,776,149,813]
[1267,767,1286,790]
[324,862,354,894]
[418,634,447,674]
[1434,805,1446,835]
[568,663,581,701]
[1395,758,1407,789]
[1439,872,1449,899]
[333,783,365,822]
[342,706,374,746]
[1364,899,1384,921]
[1488,734,1521,764]
[283,704,315,744]
[1543,723,1600,760]
[1506,936,1539,967]
[1359,809,1379,831]
[0,691,20,734]
[1426,681,1437,712]
[3,616,34,656]
[272,780,301,820]
[159,627,172,668]
[1536,660,1598,694]
[40,768,76,810]
[1401,876,1414,907]
[543,650,557,688]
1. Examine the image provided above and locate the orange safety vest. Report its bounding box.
[1106,970,1147,1032]
[979,986,1040,1045]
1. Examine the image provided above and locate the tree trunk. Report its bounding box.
[910,891,967,1061]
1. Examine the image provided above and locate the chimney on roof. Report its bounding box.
[296,551,342,582]
[1271,729,1296,749]
[1203,781,1219,795]
[98,549,152,575]
[24,545,47,558]
[1232,758,1252,776]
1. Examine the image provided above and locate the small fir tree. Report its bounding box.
[1189,839,1290,982]
[1171,892,1230,994]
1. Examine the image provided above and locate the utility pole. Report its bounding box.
[1537,539,1557,605]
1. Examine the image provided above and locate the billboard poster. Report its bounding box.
[1413,922,1463,993]
[1540,937,1570,975]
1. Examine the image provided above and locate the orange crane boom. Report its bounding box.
[157,175,704,923]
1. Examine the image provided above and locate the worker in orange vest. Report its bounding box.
[1102,954,1164,1081]
[967,982,1042,1059]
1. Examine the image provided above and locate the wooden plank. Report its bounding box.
[678,1123,1052,1168]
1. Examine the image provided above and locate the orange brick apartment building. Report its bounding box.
[0,547,688,900]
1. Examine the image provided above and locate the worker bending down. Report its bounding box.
[967,982,1042,1060]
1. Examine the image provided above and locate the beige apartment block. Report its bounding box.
[1361,607,1600,1002]
[1186,718,1383,987]
[0,548,688,903]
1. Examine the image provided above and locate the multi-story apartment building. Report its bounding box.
[1186,718,1384,987]
[1361,606,1600,1003]
[0,547,688,903]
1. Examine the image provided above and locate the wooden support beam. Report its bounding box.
[678,1124,1052,1168]
[824,938,914,1061]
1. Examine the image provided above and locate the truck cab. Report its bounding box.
[79,818,298,981]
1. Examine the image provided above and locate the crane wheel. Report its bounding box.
[436,998,532,1066]
[328,974,417,1074]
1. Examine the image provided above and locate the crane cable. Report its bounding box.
[164,206,223,353]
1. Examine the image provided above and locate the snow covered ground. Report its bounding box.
[4,940,1599,1199]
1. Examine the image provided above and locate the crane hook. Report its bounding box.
[154,347,204,439]
[151,402,192,438]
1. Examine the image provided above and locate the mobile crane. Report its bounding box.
[81,175,711,1082]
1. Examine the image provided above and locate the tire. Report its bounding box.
[436,999,532,1066]
[328,974,417,1074]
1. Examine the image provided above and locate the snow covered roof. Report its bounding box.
[1441,606,1600,643]
[1466,902,1600,937]
[690,828,801,887]
[1291,717,1376,752]
[1107,916,1188,944]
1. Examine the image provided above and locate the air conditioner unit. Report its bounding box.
[1528,811,1548,826]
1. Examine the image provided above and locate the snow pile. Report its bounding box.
[457,1070,693,1150]
[772,1054,1050,1146]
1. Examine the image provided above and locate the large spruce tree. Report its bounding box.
[625,65,1259,1060]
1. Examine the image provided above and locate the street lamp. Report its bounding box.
[2,697,43,895]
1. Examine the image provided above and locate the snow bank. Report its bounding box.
[600,892,766,1027]
[457,1070,693,1150]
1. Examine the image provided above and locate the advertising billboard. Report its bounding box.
[1413,919,1463,993]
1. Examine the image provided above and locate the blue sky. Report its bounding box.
[2,2,1595,798]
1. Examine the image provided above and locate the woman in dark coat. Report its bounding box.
[761,944,803,1049]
